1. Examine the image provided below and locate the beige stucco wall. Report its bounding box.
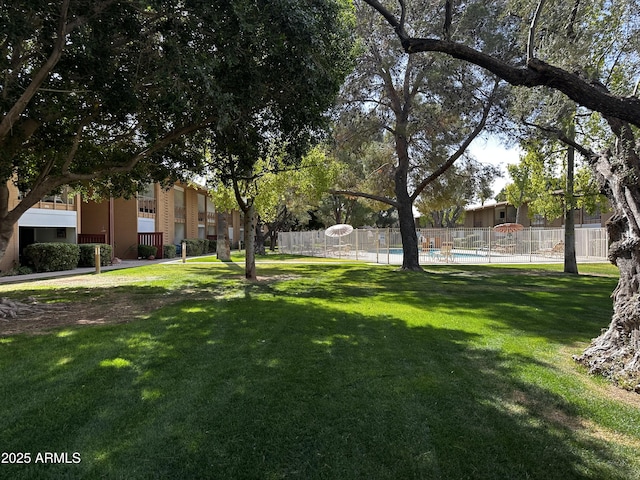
[112,197,138,259]
[80,200,109,240]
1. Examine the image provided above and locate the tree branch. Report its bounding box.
[443,0,452,40]
[410,79,499,201]
[0,0,71,141]
[329,189,398,208]
[521,118,597,161]
[362,0,640,128]
[527,0,546,62]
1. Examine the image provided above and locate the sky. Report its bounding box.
[467,135,522,208]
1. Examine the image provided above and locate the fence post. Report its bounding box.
[488,227,492,263]
[355,229,359,261]
[386,228,390,265]
[324,232,327,258]
[94,245,101,274]
[182,241,187,263]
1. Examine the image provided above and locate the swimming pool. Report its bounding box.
[383,248,489,260]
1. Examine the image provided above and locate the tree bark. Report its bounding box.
[243,202,257,280]
[574,120,640,389]
[255,216,266,256]
[395,134,422,271]
[216,212,231,261]
[564,143,578,274]
[0,220,15,269]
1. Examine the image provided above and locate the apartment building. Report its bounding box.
[0,183,81,272]
[1,181,241,271]
[464,201,612,228]
[80,182,242,260]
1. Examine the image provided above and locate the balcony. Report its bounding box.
[138,197,157,218]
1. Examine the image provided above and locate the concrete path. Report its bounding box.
[0,258,180,285]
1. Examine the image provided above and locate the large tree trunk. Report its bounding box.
[395,135,421,271]
[397,195,420,271]
[575,126,640,390]
[243,202,257,280]
[0,182,45,270]
[564,143,578,274]
[0,183,13,268]
[0,219,13,269]
[575,209,640,391]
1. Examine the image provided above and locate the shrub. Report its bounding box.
[23,243,80,272]
[207,239,217,253]
[0,265,33,277]
[138,244,158,259]
[183,238,207,256]
[78,244,113,267]
[163,244,177,259]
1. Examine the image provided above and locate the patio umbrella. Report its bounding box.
[325,224,353,257]
[325,224,353,237]
[493,223,524,234]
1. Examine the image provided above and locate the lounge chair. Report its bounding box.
[537,241,564,257]
[439,242,454,262]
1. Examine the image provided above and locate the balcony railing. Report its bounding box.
[174,206,186,221]
[138,197,157,217]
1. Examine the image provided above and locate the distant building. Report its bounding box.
[2,184,81,272]
[1,181,241,272]
[463,201,612,229]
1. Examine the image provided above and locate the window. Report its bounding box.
[137,184,156,215]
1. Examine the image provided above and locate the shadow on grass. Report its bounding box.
[262,263,618,346]
[0,278,634,479]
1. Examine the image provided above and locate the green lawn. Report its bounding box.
[1,260,638,479]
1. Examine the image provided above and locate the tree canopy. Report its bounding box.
[332,0,502,270]
[0,0,356,267]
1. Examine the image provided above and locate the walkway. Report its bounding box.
[0,258,178,285]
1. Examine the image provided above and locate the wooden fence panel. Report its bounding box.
[78,233,106,244]
[138,232,164,259]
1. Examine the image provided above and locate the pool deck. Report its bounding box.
[293,248,602,265]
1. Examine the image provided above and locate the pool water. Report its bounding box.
[384,248,488,259]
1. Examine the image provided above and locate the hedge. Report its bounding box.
[183,238,208,256]
[23,243,80,272]
[78,244,113,267]
[138,244,158,259]
[163,244,177,259]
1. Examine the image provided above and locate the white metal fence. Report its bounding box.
[277,227,609,265]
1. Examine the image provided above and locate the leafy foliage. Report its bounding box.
[416,161,501,227]
[0,0,356,266]
[23,243,80,272]
[504,139,608,222]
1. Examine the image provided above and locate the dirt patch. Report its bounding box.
[0,292,173,336]
[0,271,299,336]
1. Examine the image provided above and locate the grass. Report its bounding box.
[186,252,357,263]
[0,259,638,479]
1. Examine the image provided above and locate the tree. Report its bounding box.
[332,1,502,270]
[1,1,252,264]
[203,0,356,280]
[209,149,342,278]
[416,162,501,227]
[251,148,342,252]
[321,128,396,227]
[504,142,562,224]
[364,0,640,389]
